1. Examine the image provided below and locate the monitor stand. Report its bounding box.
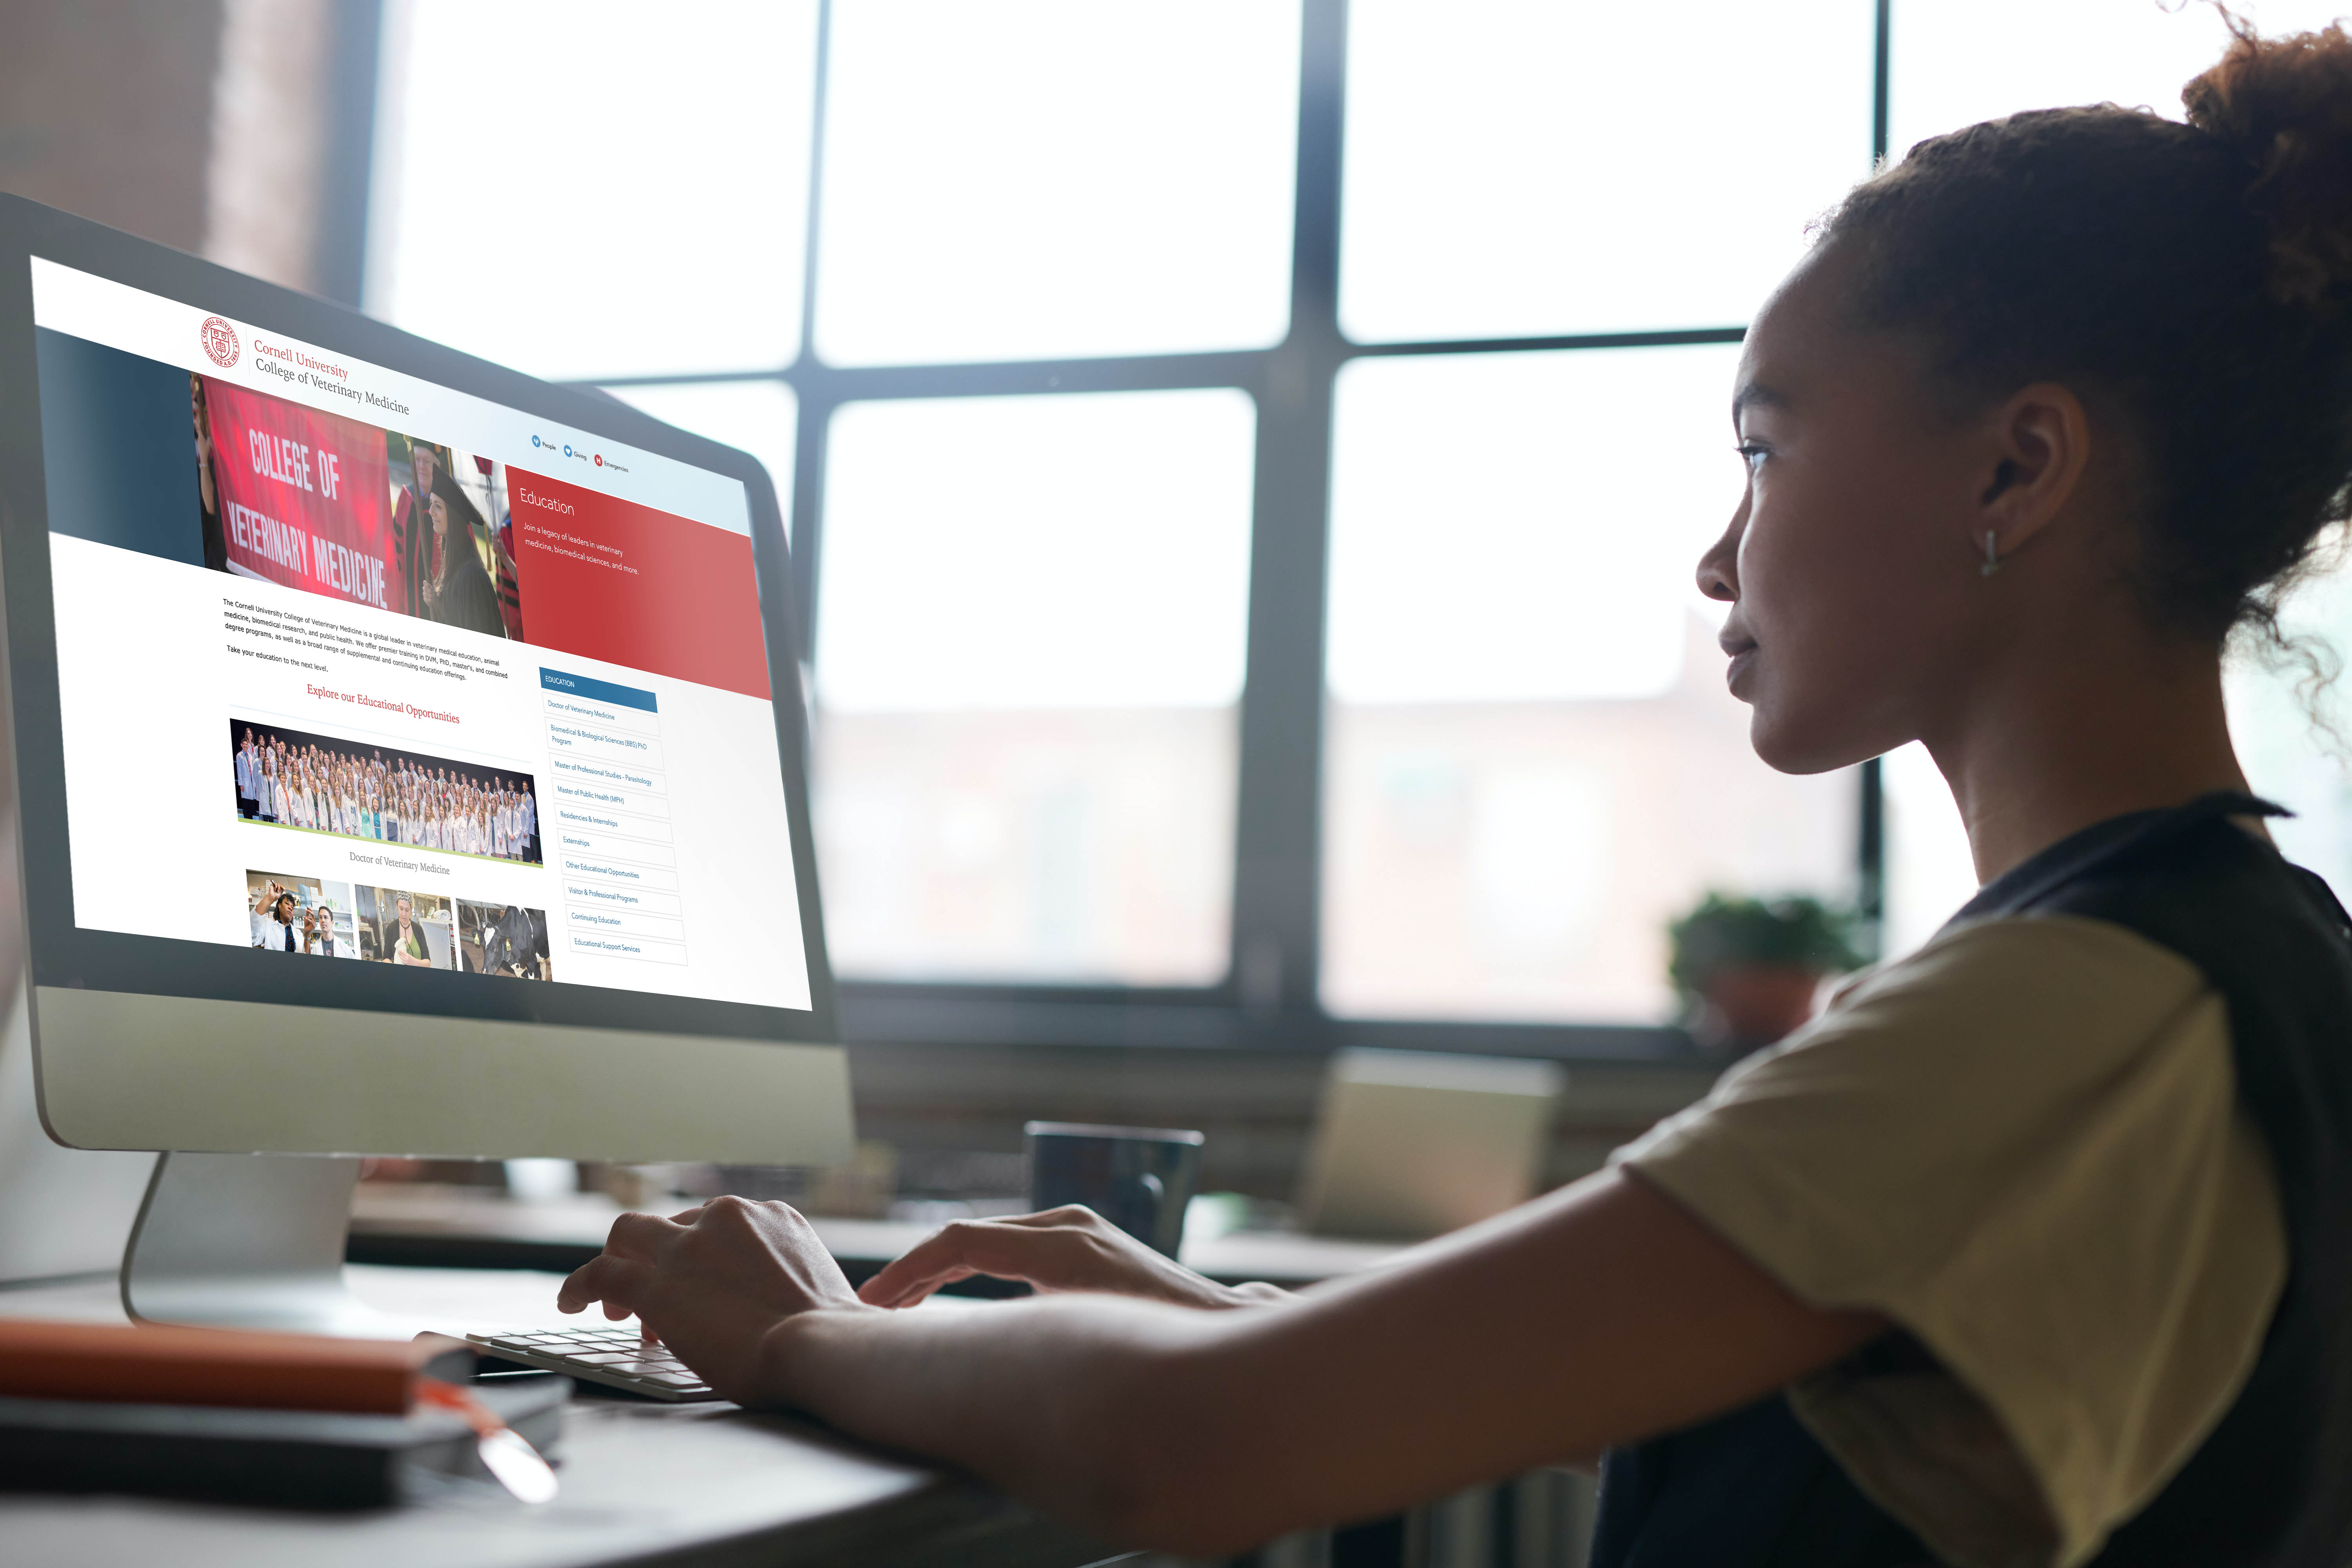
[120,1150,413,1336]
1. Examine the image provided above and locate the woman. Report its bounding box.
[262,892,297,953]
[557,26,2352,1568]
[419,473,512,639]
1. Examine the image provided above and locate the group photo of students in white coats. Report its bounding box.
[231,720,541,865]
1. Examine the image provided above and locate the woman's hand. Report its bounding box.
[858,1205,1289,1311]
[557,1196,872,1403]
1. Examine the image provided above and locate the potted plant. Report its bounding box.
[1668,893,1866,1060]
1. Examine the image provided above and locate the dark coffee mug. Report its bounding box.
[1025,1121,1205,1257]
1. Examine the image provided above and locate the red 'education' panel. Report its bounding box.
[506,467,769,700]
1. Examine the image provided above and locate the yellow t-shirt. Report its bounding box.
[1614,914,2285,1568]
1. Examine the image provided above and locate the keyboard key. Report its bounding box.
[466,1327,719,1399]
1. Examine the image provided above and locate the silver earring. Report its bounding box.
[1982,531,2001,577]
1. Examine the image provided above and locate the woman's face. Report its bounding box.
[428,493,448,537]
[1695,246,2007,775]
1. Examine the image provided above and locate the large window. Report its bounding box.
[813,1,1300,366]
[369,0,820,380]
[1337,1,1873,342]
[368,0,2352,1051]
[1321,345,1854,1022]
[814,389,1256,984]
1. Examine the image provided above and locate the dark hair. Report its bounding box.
[1819,17,2352,647]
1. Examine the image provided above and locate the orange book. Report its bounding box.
[0,1319,465,1413]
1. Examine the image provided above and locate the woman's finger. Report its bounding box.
[995,1206,1098,1230]
[602,1209,682,1261]
[557,1252,651,1314]
[858,1261,978,1309]
[856,1249,961,1308]
[858,1222,1022,1305]
[864,1221,1099,1306]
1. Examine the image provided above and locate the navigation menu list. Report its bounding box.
[543,668,686,965]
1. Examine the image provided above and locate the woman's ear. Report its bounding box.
[1972,381,2092,565]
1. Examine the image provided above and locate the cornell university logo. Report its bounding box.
[198,315,239,368]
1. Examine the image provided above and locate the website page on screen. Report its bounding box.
[25,258,811,1013]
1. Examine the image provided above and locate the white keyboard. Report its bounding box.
[468,1326,720,1401]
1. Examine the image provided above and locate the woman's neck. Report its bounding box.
[1927,632,2249,887]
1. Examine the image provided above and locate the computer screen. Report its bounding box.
[26,257,813,1020]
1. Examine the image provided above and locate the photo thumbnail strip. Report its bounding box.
[230,717,542,866]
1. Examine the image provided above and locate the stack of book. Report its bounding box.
[0,1319,564,1507]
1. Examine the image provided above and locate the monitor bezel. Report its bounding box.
[0,194,840,1052]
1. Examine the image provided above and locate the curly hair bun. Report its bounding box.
[2184,19,2352,310]
[1822,15,2352,649]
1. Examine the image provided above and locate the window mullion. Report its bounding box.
[1228,0,1349,1024]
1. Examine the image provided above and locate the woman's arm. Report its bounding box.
[560,1172,1880,1556]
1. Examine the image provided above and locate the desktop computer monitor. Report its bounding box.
[0,196,853,1328]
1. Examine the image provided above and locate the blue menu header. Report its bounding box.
[540,667,658,713]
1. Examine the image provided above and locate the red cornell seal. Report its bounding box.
[198,315,240,368]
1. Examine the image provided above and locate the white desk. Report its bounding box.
[0,1267,1125,1568]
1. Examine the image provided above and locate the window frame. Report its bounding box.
[359,0,1895,1062]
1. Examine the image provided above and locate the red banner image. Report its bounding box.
[204,379,394,612]
[506,467,770,701]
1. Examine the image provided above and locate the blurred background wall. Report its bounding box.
[0,0,375,303]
